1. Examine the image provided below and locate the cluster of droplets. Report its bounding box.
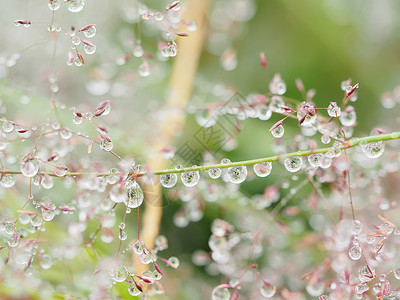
[108,236,180,296]
[67,24,97,66]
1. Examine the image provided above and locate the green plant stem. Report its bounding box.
[153,131,400,175]
[2,132,399,178]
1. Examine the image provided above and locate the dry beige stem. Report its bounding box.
[133,0,211,274]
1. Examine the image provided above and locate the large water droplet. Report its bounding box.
[269,74,286,95]
[67,0,85,12]
[21,159,39,177]
[260,281,276,298]
[181,170,200,187]
[48,0,60,11]
[83,26,96,38]
[111,265,127,282]
[270,125,284,138]
[339,106,356,126]
[128,283,141,296]
[1,173,16,188]
[132,240,146,255]
[208,168,221,179]
[84,44,96,55]
[168,256,180,268]
[349,245,362,260]
[228,166,247,183]
[160,173,177,188]
[211,287,230,300]
[100,139,113,152]
[361,141,384,159]
[328,102,341,117]
[124,182,144,208]
[2,121,14,133]
[284,156,302,172]
[253,162,272,177]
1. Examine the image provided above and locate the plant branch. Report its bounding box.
[152,131,400,175]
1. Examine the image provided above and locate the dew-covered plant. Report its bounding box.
[1,1,400,300]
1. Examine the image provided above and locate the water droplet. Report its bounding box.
[394,267,400,280]
[60,129,72,140]
[41,254,53,269]
[128,283,141,296]
[308,153,322,167]
[161,46,170,57]
[1,173,16,188]
[21,159,39,177]
[352,220,362,234]
[361,141,384,159]
[19,213,31,225]
[284,156,302,172]
[228,166,247,183]
[133,44,144,57]
[100,139,113,152]
[328,102,341,117]
[74,56,83,67]
[84,44,96,55]
[339,106,356,126]
[138,61,151,77]
[306,281,324,296]
[133,240,146,255]
[48,0,60,11]
[260,282,276,298]
[2,121,14,133]
[155,12,164,21]
[31,215,42,227]
[140,252,154,264]
[42,209,55,221]
[349,245,362,260]
[83,26,96,38]
[181,170,200,187]
[208,168,221,179]
[71,36,81,46]
[119,231,127,241]
[124,182,144,208]
[111,265,127,282]
[160,173,177,188]
[319,155,332,169]
[269,74,286,95]
[119,222,126,230]
[359,264,375,282]
[7,235,19,248]
[155,235,168,250]
[167,44,177,57]
[211,287,230,300]
[258,107,272,120]
[168,256,180,268]
[270,124,284,138]
[67,0,85,12]
[253,162,272,177]
[53,165,68,177]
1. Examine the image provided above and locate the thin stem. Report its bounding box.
[153,131,400,175]
[1,131,399,178]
